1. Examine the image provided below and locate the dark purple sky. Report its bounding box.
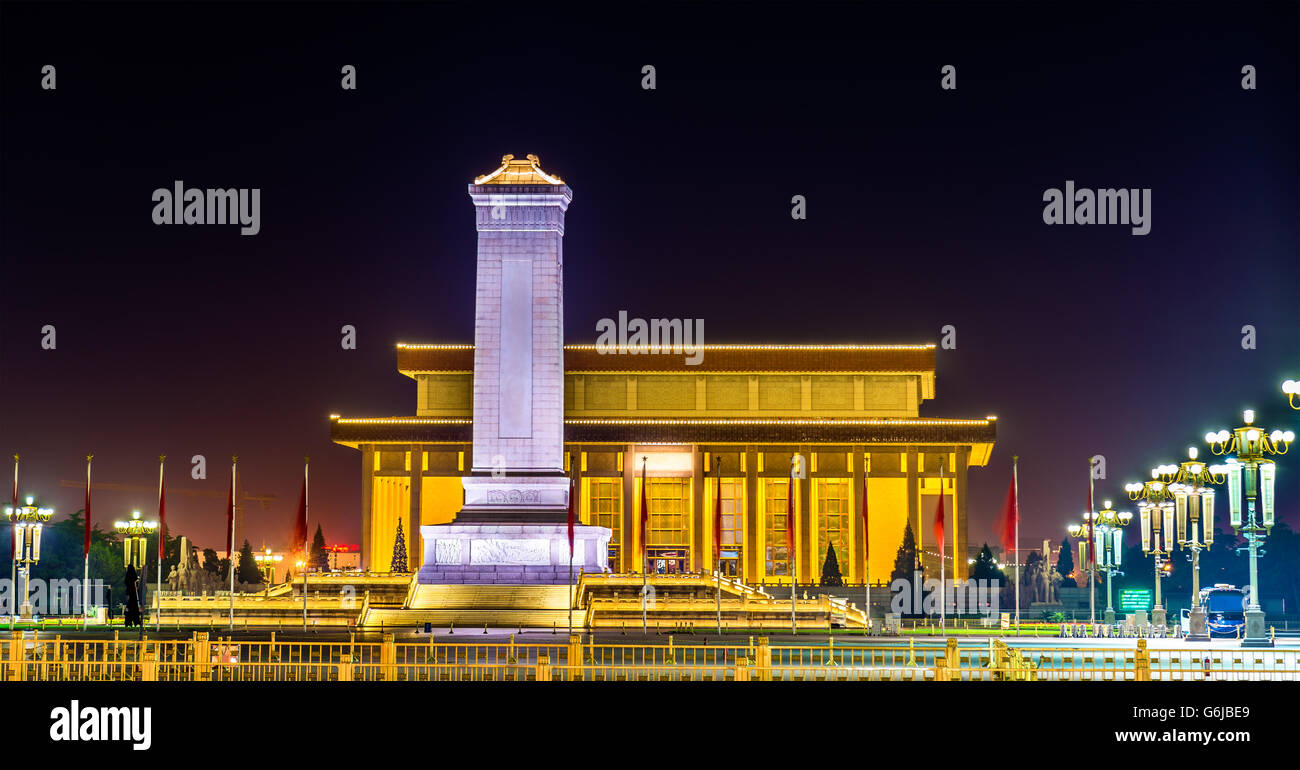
[2,2,1297,556]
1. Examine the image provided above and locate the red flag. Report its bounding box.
[567,474,576,555]
[933,483,946,558]
[713,465,723,560]
[998,474,1018,552]
[83,457,93,558]
[292,477,307,553]
[157,464,167,561]
[1087,475,1095,567]
[11,456,19,561]
[639,459,649,568]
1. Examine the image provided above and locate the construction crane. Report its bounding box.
[58,479,276,509]
[60,477,278,554]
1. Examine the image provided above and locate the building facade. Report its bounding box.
[331,342,995,584]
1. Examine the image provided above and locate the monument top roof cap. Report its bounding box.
[473,154,565,185]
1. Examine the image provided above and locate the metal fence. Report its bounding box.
[3,632,1298,682]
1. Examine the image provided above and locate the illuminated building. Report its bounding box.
[331,156,996,586]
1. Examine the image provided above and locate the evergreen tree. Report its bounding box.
[236,539,264,585]
[22,508,125,605]
[1056,536,1075,582]
[390,518,409,573]
[310,524,330,571]
[202,548,221,574]
[891,519,920,583]
[819,543,843,586]
[969,543,1005,583]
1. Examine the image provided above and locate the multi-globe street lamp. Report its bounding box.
[255,548,283,585]
[115,510,158,637]
[1125,475,1175,630]
[4,496,54,619]
[1283,379,1300,410]
[1205,409,1293,646]
[1068,500,1131,624]
[1161,447,1226,640]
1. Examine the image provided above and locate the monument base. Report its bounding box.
[1241,608,1273,647]
[417,522,611,585]
[1186,606,1209,641]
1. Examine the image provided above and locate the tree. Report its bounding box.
[202,548,221,574]
[1056,537,1075,584]
[969,543,1005,583]
[390,519,409,573]
[891,520,920,583]
[236,540,263,585]
[310,524,329,571]
[820,543,843,586]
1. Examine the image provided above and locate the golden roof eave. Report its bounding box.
[472,153,564,185]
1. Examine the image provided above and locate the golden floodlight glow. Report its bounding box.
[472,154,565,185]
[395,343,474,350]
[333,416,993,426]
[565,417,990,426]
[399,342,937,351]
[335,417,473,425]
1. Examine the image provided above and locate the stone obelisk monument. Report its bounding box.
[418,155,610,584]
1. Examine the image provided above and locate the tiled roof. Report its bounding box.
[395,343,936,374]
[329,416,994,446]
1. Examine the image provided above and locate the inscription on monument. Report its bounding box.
[498,257,533,439]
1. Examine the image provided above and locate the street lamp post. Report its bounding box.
[1283,380,1300,410]
[1069,500,1131,625]
[254,548,282,587]
[1125,475,1175,632]
[1165,448,1227,641]
[1206,410,1292,647]
[4,496,54,619]
[115,509,158,640]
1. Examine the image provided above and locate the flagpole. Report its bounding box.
[156,456,165,632]
[1012,455,1021,632]
[715,458,722,636]
[304,457,310,633]
[939,461,946,635]
[640,457,647,636]
[229,456,237,631]
[567,470,575,637]
[83,455,92,632]
[790,473,796,636]
[863,458,871,631]
[11,454,19,629]
[1087,458,1096,626]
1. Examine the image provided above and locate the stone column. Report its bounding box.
[853,445,865,585]
[799,444,812,583]
[906,447,920,563]
[360,445,374,572]
[691,449,705,572]
[954,447,969,582]
[744,446,760,582]
[409,448,422,570]
[417,156,609,585]
[622,445,636,574]
[460,155,573,520]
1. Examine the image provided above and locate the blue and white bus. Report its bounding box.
[1180,584,1249,638]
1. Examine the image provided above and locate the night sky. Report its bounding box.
[1,2,1296,558]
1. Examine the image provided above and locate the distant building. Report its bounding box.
[324,544,360,572]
